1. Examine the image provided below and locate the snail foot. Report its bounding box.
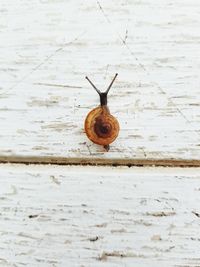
[104,145,110,151]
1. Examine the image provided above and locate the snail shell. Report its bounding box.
[85,106,120,146]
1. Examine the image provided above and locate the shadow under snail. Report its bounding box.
[84,73,120,151]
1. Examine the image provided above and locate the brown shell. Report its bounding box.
[84,106,120,146]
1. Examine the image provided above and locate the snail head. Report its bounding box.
[85,73,118,106]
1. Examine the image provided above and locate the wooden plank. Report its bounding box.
[0,164,200,266]
[0,0,200,162]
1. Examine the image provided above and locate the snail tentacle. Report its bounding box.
[105,73,118,94]
[85,73,118,106]
[85,76,101,95]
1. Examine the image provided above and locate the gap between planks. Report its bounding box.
[0,155,200,167]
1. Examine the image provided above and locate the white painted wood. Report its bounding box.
[0,164,200,266]
[0,0,200,161]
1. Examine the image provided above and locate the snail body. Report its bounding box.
[84,74,120,151]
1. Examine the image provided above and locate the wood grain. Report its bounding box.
[0,164,200,266]
[0,0,200,163]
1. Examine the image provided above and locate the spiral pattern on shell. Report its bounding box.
[84,106,120,146]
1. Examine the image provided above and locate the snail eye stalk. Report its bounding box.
[85,76,101,95]
[85,73,118,106]
[105,73,118,94]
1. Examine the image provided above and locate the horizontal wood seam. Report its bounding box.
[0,156,200,167]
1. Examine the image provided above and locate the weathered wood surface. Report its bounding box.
[0,164,200,266]
[0,0,200,162]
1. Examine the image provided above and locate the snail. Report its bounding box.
[84,73,120,151]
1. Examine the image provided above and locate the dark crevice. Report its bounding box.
[0,156,200,168]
